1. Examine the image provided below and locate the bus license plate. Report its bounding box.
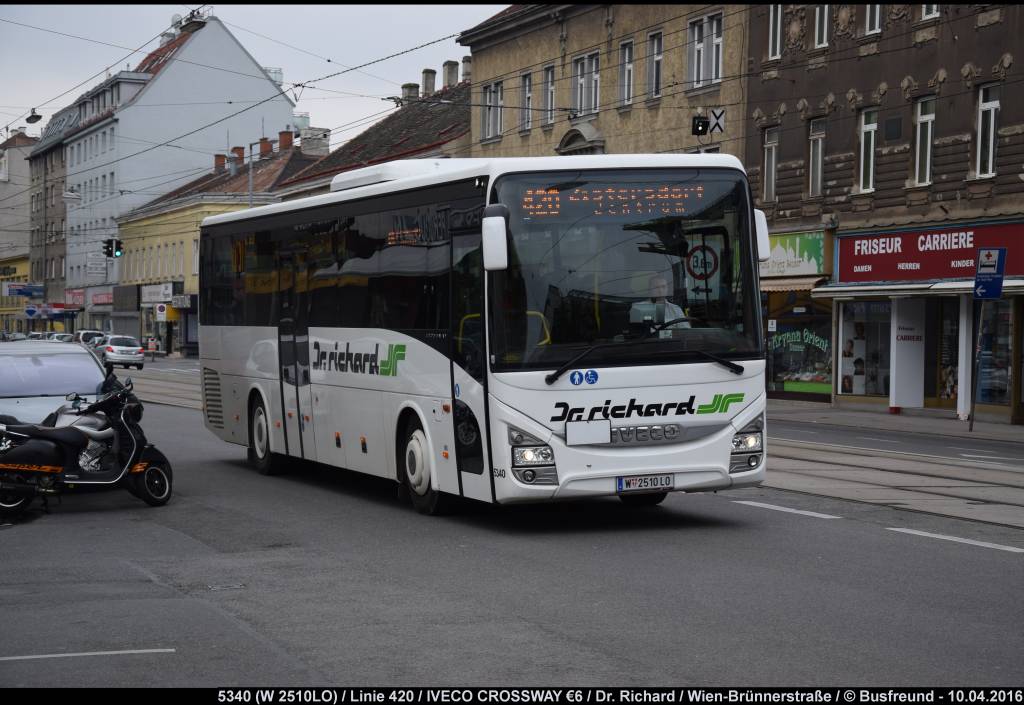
[616,474,674,493]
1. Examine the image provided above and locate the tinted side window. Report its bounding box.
[244,231,276,326]
[200,231,240,325]
[338,213,381,328]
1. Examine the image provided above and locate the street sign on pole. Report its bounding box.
[969,247,1006,431]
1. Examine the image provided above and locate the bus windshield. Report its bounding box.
[490,168,762,372]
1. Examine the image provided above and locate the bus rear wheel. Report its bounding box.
[401,417,455,516]
[248,398,284,475]
[619,491,668,507]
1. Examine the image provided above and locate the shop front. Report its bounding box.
[141,282,183,355]
[813,220,1024,424]
[86,287,114,332]
[760,230,833,401]
[112,284,140,337]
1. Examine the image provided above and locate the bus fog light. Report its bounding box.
[512,445,554,467]
[748,454,761,468]
[522,469,536,483]
[731,432,762,453]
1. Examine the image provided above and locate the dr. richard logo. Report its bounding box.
[312,341,406,377]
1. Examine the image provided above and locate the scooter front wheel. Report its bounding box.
[133,463,173,507]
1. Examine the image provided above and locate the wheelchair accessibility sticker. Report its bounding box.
[585,370,599,384]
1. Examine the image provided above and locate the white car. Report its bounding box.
[0,341,109,423]
[100,336,145,370]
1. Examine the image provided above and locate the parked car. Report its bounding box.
[0,341,109,423]
[27,332,48,340]
[51,333,74,342]
[99,335,145,370]
[5,332,27,342]
[72,329,104,346]
[89,335,109,356]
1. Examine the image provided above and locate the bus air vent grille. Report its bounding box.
[202,367,224,428]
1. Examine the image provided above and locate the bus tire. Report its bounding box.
[618,491,668,507]
[401,417,455,516]
[248,397,284,476]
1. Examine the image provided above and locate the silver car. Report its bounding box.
[100,335,145,370]
[0,341,108,423]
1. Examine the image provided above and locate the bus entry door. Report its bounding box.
[278,253,317,462]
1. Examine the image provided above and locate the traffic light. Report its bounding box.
[102,238,114,258]
[113,239,123,258]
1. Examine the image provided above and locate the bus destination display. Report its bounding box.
[521,184,703,219]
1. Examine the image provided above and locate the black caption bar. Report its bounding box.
[210,690,1024,705]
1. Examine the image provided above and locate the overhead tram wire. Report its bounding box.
[0,30,459,206]
[0,4,209,134]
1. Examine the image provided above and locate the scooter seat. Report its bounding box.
[3,424,90,449]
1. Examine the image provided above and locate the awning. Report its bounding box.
[811,279,1024,298]
[760,275,828,292]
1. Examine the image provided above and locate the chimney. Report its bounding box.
[279,130,293,150]
[443,60,459,89]
[299,127,330,157]
[214,153,226,172]
[461,55,472,83]
[231,146,245,164]
[422,68,436,97]
[401,83,419,101]
[259,137,272,158]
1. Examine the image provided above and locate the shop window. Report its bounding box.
[766,292,832,395]
[839,301,891,395]
[978,299,1012,405]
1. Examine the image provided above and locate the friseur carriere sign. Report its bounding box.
[837,223,1021,283]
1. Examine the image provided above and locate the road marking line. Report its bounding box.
[858,437,900,443]
[886,528,1024,554]
[773,439,1023,468]
[950,447,995,453]
[733,501,841,519]
[777,429,819,434]
[959,454,1020,461]
[0,648,176,662]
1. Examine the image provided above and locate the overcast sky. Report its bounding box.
[0,4,505,149]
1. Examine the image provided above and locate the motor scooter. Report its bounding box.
[0,378,172,517]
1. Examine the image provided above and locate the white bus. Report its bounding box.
[199,155,771,514]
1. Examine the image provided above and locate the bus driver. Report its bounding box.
[630,274,691,330]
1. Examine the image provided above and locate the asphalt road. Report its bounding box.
[2,403,1021,687]
[770,420,1024,469]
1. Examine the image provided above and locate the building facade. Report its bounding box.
[60,11,294,333]
[0,129,38,332]
[28,107,80,331]
[745,4,1023,423]
[458,5,749,158]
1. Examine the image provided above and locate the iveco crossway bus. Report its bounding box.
[199,155,771,514]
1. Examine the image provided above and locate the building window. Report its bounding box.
[922,4,939,20]
[768,5,783,60]
[977,84,999,178]
[809,118,825,197]
[763,127,779,202]
[648,32,663,98]
[859,109,878,192]
[520,73,532,130]
[193,238,200,275]
[572,52,600,116]
[620,41,634,105]
[543,66,555,124]
[482,82,503,139]
[814,5,829,48]
[915,98,935,186]
[689,14,723,88]
[865,4,881,34]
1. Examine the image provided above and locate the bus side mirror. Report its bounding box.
[482,204,509,272]
[754,209,771,263]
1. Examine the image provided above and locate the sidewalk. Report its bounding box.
[768,398,1024,445]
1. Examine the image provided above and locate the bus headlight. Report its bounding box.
[730,414,764,473]
[731,433,762,453]
[512,445,554,467]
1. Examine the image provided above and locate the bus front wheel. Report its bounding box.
[248,398,284,476]
[401,418,455,516]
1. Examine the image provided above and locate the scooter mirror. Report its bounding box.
[124,378,133,390]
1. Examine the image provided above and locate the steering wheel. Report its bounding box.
[643,316,707,337]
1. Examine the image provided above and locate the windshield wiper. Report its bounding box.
[544,342,619,385]
[682,350,745,375]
